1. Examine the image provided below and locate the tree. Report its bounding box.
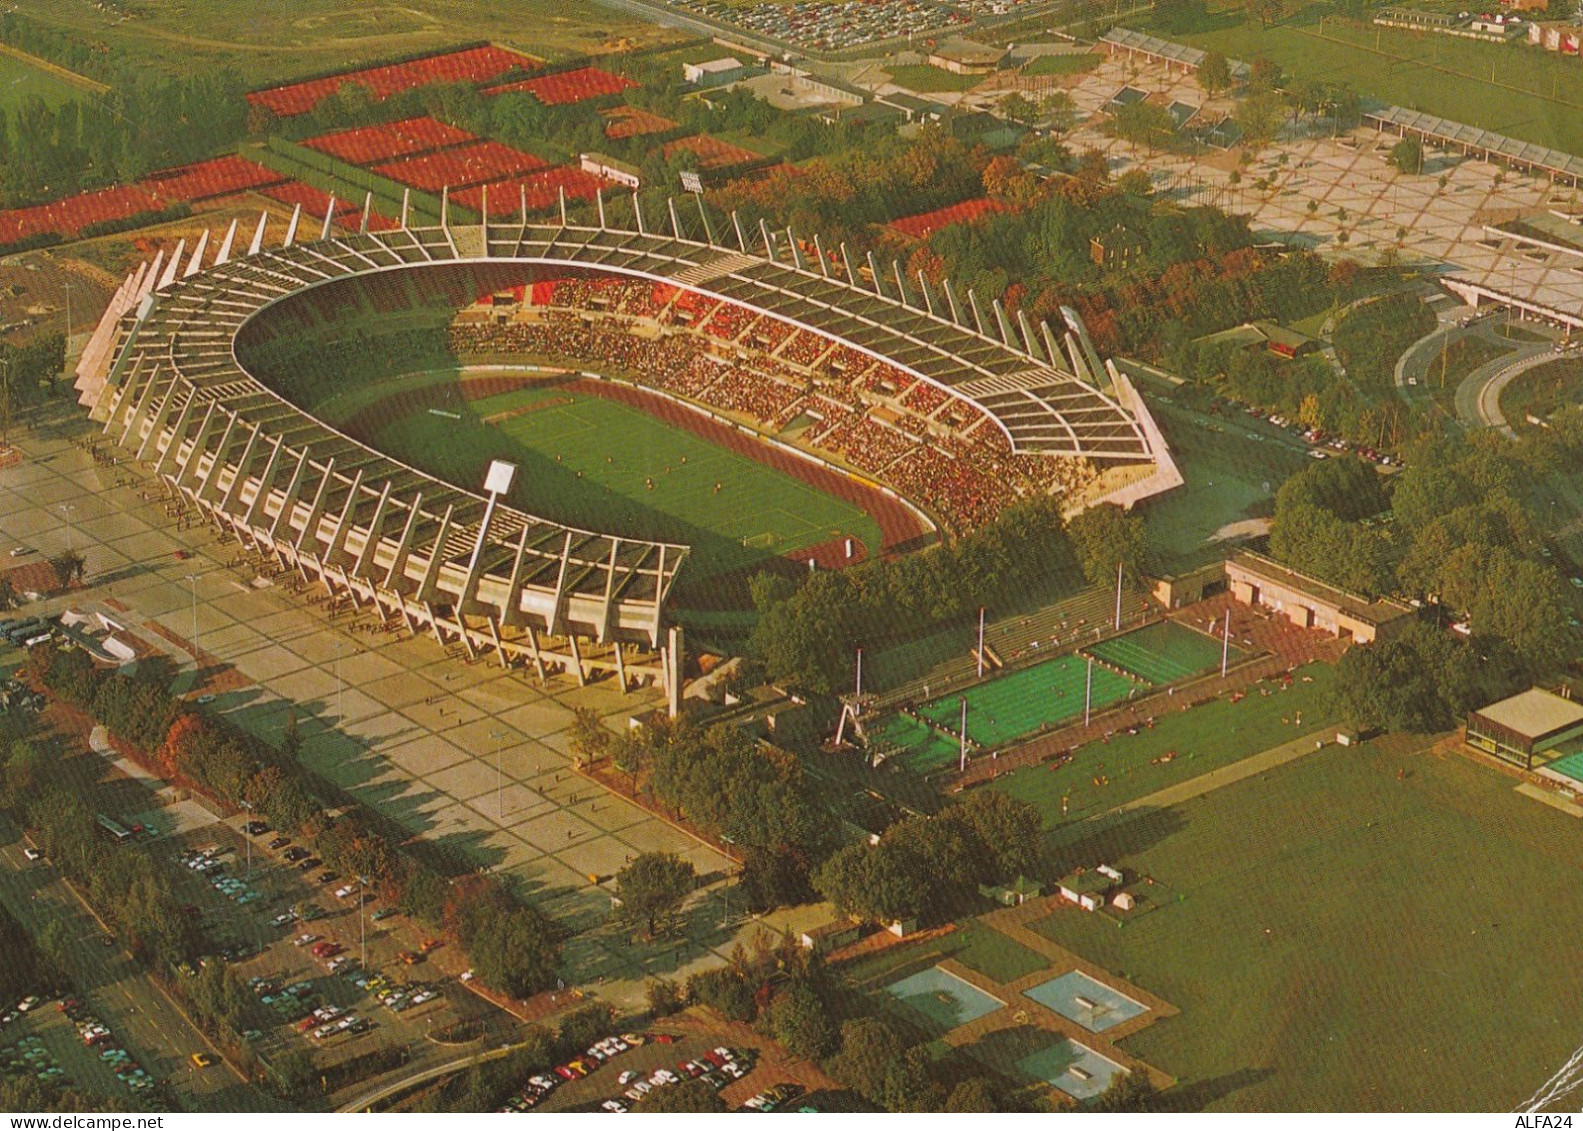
[632,1078,727,1112]
[467,904,560,998]
[1039,90,1077,133]
[763,983,838,1060]
[567,706,611,767]
[1388,136,1423,176]
[557,1002,616,1054]
[1093,1071,1161,1112]
[48,549,84,590]
[1066,503,1148,588]
[645,978,685,1018]
[952,789,1043,881]
[1110,101,1175,151]
[616,852,695,936]
[998,91,1038,125]
[0,577,15,611]
[824,1018,906,1105]
[1235,91,1286,147]
[1198,51,1231,94]
[946,1077,1003,1112]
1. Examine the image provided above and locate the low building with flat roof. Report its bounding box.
[1467,688,1583,770]
[926,39,1008,75]
[1225,551,1414,643]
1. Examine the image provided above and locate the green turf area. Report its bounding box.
[884,64,985,92]
[1134,2,1583,155]
[847,918,1053,991]
[1,0,682,82]
[331,374,881,599]
[1085,619,1241,687]
[992,663,1336,832]
[871,712,967,775]
[1028,738,1583,1110]
[915,654,1139,751]
[0,51,92,112]
[1022,53,1102,77]
[1500,357,1583,433]
[1423,333,1510,411]
[1133,390,1309,573]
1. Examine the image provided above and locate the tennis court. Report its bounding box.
[884,966,1005,1035]
[1085,619,1242,687]
[914,654,1138,750]
[1024,970,1148,1033]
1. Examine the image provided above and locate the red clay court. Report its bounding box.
[372,140,547,193]
[0,184,163,245]
[601,106,679,139]
[661,134,763,171]
[138,156,286,205]
[303,117,476,166]
[887,197,1011,241]
[451,167,605,217]
[247,45,542,117]
[486,66,636,105]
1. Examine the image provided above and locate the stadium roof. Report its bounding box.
[1365,105,1583,182]
[1099,28,1252,81]
[1472,688,1583,741]
[71,195,1171,648]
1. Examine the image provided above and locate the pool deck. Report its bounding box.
[925,897,1180,1097]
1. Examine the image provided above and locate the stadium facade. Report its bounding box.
[73,188,1181,704]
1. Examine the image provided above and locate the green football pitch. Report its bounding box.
[321,374,882,598]
[915,654,1139,753]
[1085,619,1243,687]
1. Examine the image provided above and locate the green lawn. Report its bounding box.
[336,375,881,600]
[1137,2,1583,154]
[992,663,1336,833]
[1022,53,1101,77]
[885,64,985,93]
[0,51,91,113]
[1134,391,1310,573]
[1500,356,1583,433]
[1026,739,1583,1110]
[847,917,1054,992]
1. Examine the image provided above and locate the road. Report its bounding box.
[0,816,277,1111]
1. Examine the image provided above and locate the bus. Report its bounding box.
[95,814,134,843]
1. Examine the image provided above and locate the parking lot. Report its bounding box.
[529,1008,845,1114]
[154,812,509,1086]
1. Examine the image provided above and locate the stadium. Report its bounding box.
[71,189,1181,706]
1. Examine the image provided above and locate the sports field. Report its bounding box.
[1084,619,1241,687]
[338,375,882,598]
[993,663,1336,831]
[0,50,94,113]
[1029,739,1583,1110]
[915,654,1139,752]
[1,0,680,83]
[1146,1,1583,154]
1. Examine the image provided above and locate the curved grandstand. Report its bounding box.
[73,192,1179,701]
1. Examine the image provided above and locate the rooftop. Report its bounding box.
[1473,688,1583,740]
[1229,551,1416,627]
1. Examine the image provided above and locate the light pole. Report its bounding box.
[490,729,507,819]
[358,875,369,971]
[183,574,199,657]
[241,800,253,882]
[336,641,344,722]
[61,279,73,365]
[59,504,76,554]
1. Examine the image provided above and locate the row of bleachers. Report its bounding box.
[301,269,1101,534]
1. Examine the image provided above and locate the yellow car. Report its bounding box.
[190,1052,217,1069]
